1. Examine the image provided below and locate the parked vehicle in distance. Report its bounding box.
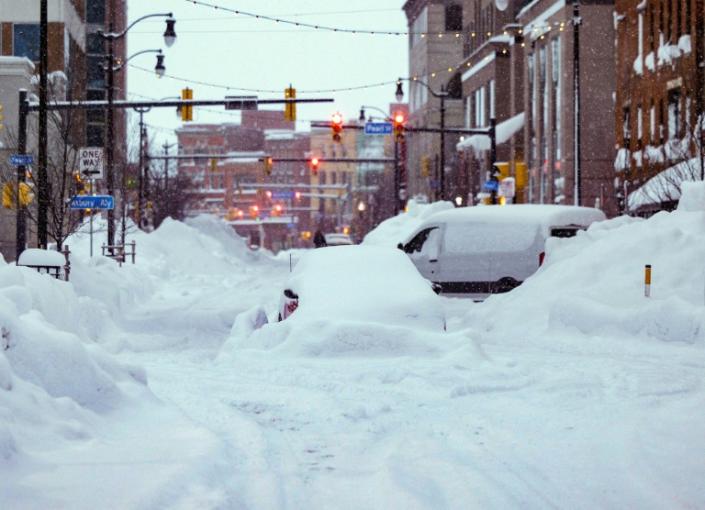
[398,204,606,298]
[324,233,353,246]
[277,245,445,331]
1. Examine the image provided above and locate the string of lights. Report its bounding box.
[182,0,573,39]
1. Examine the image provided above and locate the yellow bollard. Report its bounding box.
[644,264,652,297]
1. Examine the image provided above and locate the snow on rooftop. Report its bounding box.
[264,129,297,141]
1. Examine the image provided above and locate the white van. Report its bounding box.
[398,204,605,296]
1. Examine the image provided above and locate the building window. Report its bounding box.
[86,0,106,24]
[87,55,105,89]
[489,79,495,120]
[474,87,485,127]
[445,4,463,32]
[623,107,631,147]
[86,33,104,54]
[650,103,656,142]
[551,38,561,161]
[13,24,40,62]
[637,105,643,146]
[411,7,428,47]
[668,88,681,138]
[528,52,536,167]
[465,95,472,128]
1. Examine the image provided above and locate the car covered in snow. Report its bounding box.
[323,233,354,246]
[277,245,445,331]
[398,204,605,297]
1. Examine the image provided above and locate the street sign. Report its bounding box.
[499,177,516,198]
[79,147,104,179]
[483,180,499,191]
[272,190,294,200]
[9,154,33,166]
[364,122,393,135]
[69,195,114,210]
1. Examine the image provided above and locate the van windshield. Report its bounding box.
[444,222,540,254]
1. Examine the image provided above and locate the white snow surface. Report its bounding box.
[2,208,705,508]
[362,198,454,247]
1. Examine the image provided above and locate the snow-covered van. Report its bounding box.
[398,204,606,296]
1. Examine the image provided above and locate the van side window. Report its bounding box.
[405,227,437,253]
[550,226,583,238]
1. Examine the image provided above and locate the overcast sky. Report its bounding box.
[126,1,408,146]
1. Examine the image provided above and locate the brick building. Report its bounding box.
[614,0,703,213]
[518,0,616,214]
[175,110,312,251]
[403,0,465,201]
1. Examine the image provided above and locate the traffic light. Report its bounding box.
[249,204,259,218]
[2,182,33,209]
[272,204,284,217]
[263,156,273,175]
[309,157,320,175]
[210,158,217,172]
[393,111,406,141]
[0,102,4,131]
[284,85,296,121]
[331,112,343,142]
[181,88,193,121]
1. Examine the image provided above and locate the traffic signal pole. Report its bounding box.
[15,89,28,261]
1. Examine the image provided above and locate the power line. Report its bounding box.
[182,0,457,37]
[129,63,398,94]
[139,8,400,22]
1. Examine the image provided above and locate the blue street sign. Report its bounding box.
[9,154,33,166]
[272,190,294,200]
[483,180,499,191]
[364,122,393,135]
[69,195,114,210]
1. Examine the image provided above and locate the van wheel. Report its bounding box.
[492,277,520,294]
[277,313,282,322]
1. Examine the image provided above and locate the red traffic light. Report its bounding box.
[309,157,320,175]
[393,111,406,141]
[331,112,343,142]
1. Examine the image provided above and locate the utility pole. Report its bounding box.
[16,89,28,261]
[393,139,400,216]
[573,0,582,205]
[38,0,48,248]
[105,21,116,248]
[439,85,446,201]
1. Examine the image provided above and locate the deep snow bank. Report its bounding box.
[464,182,705,346]
[0,262,148,468]
[363,199,454,247]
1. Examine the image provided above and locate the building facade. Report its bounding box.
[403,0,465,201]
[614,0,703,213]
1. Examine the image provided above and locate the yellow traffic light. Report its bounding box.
[210,158,217,172]
[181,88,193,121]
[420,155,431,177]
[284,85,296,122]
[2,182,33,209]
[264,156,273,175]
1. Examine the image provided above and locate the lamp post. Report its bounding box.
[97,12,176,248]
[572,0,582,205]
[395,78,449,201]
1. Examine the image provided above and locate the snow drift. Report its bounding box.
[463,182,705,346]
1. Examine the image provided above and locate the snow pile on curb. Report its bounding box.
[363,199,454,247]
[0,263,147,467]
[465,182,705,346]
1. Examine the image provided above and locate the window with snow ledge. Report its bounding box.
[614,148,630,172]
[644,145,664,163]
[678,35,692,54]
[633,150,643,168]
[645,52,655,71]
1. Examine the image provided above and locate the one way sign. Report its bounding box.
[79,147,104,180]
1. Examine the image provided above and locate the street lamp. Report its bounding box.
[395,77,450,202]
[359,105,391,122]
[97,12,176,249]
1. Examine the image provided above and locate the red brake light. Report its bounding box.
[539,252,546,266]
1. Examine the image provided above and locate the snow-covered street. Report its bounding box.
[3,197,705,508]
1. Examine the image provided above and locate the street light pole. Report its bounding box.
[38,0,48,248]
[98,12,175,247]
[573,0,582,206]
[15,89,28,261]
[439,85,446,201]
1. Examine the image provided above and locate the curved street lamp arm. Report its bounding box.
[99,12,173,40]
[361,105,391,121]
[404,77,447,98]
[110,48,161,71]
